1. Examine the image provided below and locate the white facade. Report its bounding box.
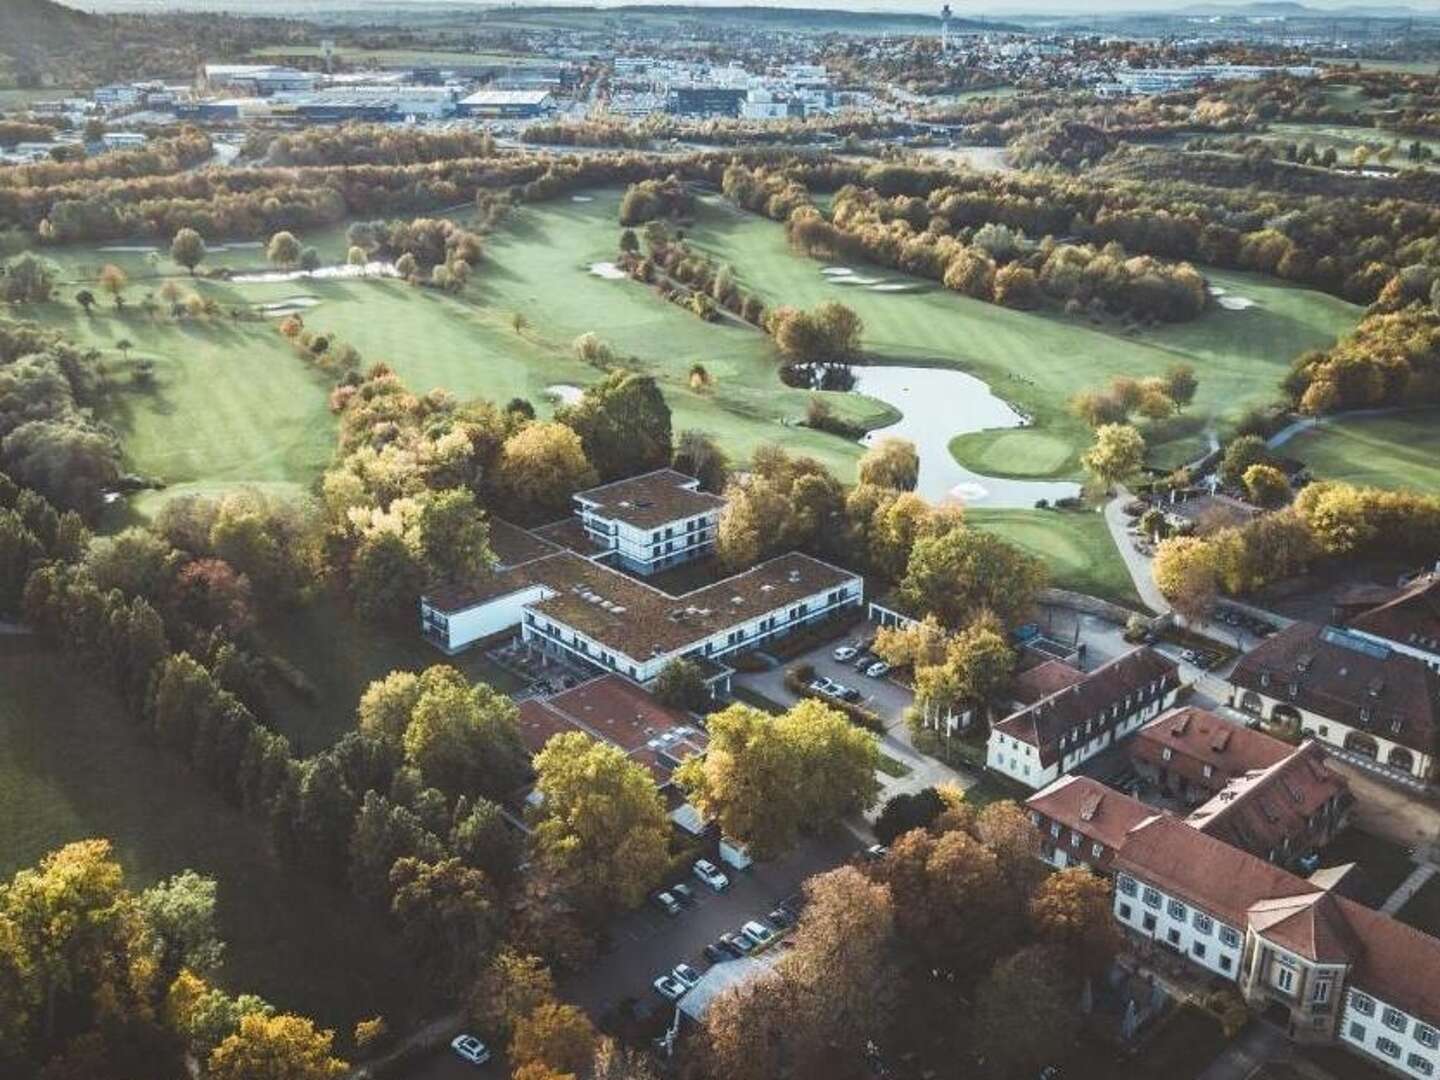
[1114,872,1246,981]
[579,507,717,575]
[986,683,1176,790]
[423,584,550,654]
[1342,987,1440,1079]
[988,730,1056,789]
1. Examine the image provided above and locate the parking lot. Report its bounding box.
[734,635,915,726]
[559,827,860,1020]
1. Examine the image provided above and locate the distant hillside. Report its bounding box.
[611,4,1016,32]
[1176,1,1418,16]
[0,0,96,85]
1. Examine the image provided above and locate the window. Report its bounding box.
[1193,942,1207,959]
[1118,903,1132,920]
[1377,1037,1401,1060]
[1162,747,1173,761]
[1409,1054,1434,1077]
[1348,1022,1367,1042]
[1384,1008,1408,1034]
[1142,913,1156,933]
[1168,899,1187,920]
[1092,842,1104,858]
[1166,928,1181,946]
[1143,887,1162,909]
[1313,980,1331,1005]
[1118,875,1137,897]
[1070,830,1081,848]
[1193,912,1213,935]
[1220,927,1241,948]
[1419,1026,1439,1050]
[1203,764,1214,779]
[1220,955,1233,972]
[1276,967,1295,993]
[1352,993,1376,1017]
[1050,822,1061,838]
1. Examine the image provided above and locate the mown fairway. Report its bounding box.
[1290,410,1440,493]
[689,197,1360,476]
[965,507,1143,609]
[0,635,429,1036]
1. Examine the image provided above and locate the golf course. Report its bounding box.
[21,187,1369,601]
[1289,409,1440,494]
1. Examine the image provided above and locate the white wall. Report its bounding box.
[1341,988,1440,1078]
[1114,873,1244,981]
[986,731,1056,789]
[434,584,551,651]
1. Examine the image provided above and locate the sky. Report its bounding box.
[72,0,1436,16]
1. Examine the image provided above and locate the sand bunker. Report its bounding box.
[869,283,917,293]
[571,195,595,203]
[231,261,398,284]
[1217,296,1257,311]
[257,296,322,316]
[98,244,160,253]
[821,267,855,276]
[545,384,584,405]
[588,261,628,280]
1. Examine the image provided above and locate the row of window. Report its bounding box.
[1118,877,1237,945]
[1119,904,1237,973]
[1348,1024,1436,1075]
[1350,994,1440,1046]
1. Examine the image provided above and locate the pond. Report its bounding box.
[848,365,1081,508]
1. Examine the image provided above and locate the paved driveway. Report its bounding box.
[733,640,976,806]
[558,828,860,1020]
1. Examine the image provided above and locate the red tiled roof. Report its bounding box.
[544,674,693,752]
[1347,573,1440,655]
[1011,659,1087,707]
[1132,706,1291,793]
[1249,892,1359,965]
[1027,775,1159,871]
[515,697,585,756]
[1228,622,1440,757]
[993,647,1180,767]
[1187,742,1350,860]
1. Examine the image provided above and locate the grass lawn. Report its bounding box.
[876,752,913,778]
[1319,827,1417,909]
[27,190,893,523]
[1288,410,1440,494]
[1395,872,1440,939]
[966,506,1143,609]
[691,199,1360,481]
[256,588,527,753]
[0,635,429,1037]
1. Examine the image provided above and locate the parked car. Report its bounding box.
[1180,649,1199,664]
[654,890,681,916]
[854,652,876,670]
[741,920,776,948]
[703,942,729,964]
[717,932,747,957]
[840,686,862,703]
[864,843,889,861]
[694,859,730,891]
[727,929,756,954]
[450,1034,491,1066]
[671,882,695,905]
[673,963,702,989]
[833,645,858,662]
[767,907,794,929]
[653,974,687,1001]
[808,677,837,696]
[865,661,890,679]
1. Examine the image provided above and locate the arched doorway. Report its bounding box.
[1240,691,1263,715]
[1270,704,1302,727]
[1345,732,1379,760]
[1389,747,1415,775]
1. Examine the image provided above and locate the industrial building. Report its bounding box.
[457,89,554,118]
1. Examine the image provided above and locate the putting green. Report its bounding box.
[948,427,1074,479]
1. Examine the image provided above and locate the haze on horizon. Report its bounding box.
[70,0,1439,18]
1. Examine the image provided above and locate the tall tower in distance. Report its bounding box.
[941,4,953,52]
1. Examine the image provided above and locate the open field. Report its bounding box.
[0,634,428,1036]
[257,588,527,752]
[691,199,1360,479]
[1288,410,1440,494]
[1317,58,1440,76]
[966,506,1143,609]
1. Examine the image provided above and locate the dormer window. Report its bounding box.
[1288,682,1299,698]
[1260,672,1271,688]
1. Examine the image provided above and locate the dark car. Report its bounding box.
[841,687,862,703]
[767,907,794,929]
[703,942,729,964]
[718,933,747,957]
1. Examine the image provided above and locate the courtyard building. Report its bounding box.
[986,647,1181,790]
[1227,622,1440,782]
